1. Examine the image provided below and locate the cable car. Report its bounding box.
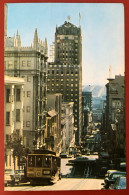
[26,149,61,185]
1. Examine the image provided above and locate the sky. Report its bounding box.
[7,3,125,85]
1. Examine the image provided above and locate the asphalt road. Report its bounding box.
[5,178,104,191]
[5,157,104,191]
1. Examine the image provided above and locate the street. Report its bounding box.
[5,178,104,191]
[5,158,104,191]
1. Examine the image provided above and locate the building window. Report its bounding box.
[16,109,20,122]
[14,61,17,69]
[6,89,10,103]
[6,112,10,125]
[23,91,25,97]
[16,89,20,101]
[26,121,30,127]
[27,61,31,67]
[6,134,9,142]
[52,70,54,74]
[27,91,31,97]
[8,61,13,69]
[22,61,26,67]
[27,106,30,112]
[27,76,31,82]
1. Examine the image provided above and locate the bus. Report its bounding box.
[26,149,61,185]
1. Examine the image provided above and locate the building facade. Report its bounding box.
[62,102,75,154]
[4,76,25,170]
[82,91,92,111]
[105,75,125,157]
[47,21,82,144]
[46,93,62,153]
[82,91,92,136]
[4,29,48,150]
[45,110,58,152]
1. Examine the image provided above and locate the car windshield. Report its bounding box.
[111,173,125,179]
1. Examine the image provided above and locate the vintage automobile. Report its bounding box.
[60,153,68,158]
[110,176,126,189]
[4,169,20,186]
[105,170,118,178]
[104,171,126,189]
[15,169,27,183]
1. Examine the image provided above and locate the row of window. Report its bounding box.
[23,91,31,97]
[6,89,31,102]
[23,106,31,112]
[22,60,31,67]
[48,83,78,87]
[48,78,78,82]
[57,41,78,46]
[48,64,79,68]
[23,121,30,127]
[47,86,78,91]
[6,112,31,127]
[5,60,31,69]
[48,70,78,74]
[6,88,21,102]
[21,76,31,82]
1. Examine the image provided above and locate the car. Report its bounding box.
[4,169,20,186]
[104,171,126,189]
[60,153,68,158]
[110,176,126,189]
[4,169,14,186]
[105,170,118,178]
[15,169,27,183]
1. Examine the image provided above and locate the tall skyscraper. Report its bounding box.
[47,21,82,144]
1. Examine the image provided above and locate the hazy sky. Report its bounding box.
[7,3,125,85]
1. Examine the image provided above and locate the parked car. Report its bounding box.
[104,171,126,189]
[105,170,118,178]
[110,176,126,189]
[15,169,27,183]
[4,169,20,186]
[60,153,68,158]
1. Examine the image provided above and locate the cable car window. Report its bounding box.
[36,156,42,167]
[28,156,35,167]
[44,156,51,168]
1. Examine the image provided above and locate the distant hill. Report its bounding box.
[82,85,106,98]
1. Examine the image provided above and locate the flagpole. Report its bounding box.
[79,12,81,27]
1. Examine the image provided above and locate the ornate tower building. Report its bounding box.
[47,21,82,144]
